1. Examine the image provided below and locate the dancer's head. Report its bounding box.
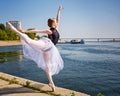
[48,18,57,28]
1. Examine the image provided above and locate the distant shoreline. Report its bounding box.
[0,40,22,46]
[0,39,120,47]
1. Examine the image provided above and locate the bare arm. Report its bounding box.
[17,21,52,34]
[56,5,63,29]
[21,29,52,34]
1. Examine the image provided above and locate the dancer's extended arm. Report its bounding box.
[56,5,63,29]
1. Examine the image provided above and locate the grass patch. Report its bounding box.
[71,92,76,96]
[9,77,19,84]
[97,93,104,96]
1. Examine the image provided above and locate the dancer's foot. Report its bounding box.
[7,22,21,34]
[49,83,55,92]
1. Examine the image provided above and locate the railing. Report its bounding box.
[59,38,120,42]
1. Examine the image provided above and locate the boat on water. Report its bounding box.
[70,39,85,44]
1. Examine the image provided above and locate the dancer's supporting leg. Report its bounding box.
[43,52,55,91]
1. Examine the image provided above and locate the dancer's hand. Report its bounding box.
[59,5,63,11]
[18,28,23,32]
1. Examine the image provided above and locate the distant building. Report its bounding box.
[6,21,21,29]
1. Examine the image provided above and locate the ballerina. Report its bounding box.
[7,6,63,91]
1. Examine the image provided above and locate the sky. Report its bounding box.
[0,0,120,38]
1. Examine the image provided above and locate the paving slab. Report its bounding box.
[0,80,50,96]
[0,79,8,86]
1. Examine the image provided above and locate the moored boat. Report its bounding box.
[70,39,85,44]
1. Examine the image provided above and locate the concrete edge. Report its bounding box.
[0,72,90,96]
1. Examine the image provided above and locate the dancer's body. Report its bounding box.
[7,6,63,92]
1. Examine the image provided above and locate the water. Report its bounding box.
[0,42,120,96]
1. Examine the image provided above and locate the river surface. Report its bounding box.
[0,42,120,96]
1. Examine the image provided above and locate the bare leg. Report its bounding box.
[43,52,55,92]
[46,71,55,92]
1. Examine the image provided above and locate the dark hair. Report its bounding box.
[47,18,55,27]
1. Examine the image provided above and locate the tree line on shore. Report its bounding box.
[0,23,39,40]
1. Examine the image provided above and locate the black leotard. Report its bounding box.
[48,28,60,45]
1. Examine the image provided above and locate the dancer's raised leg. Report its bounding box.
[7,22,46,50]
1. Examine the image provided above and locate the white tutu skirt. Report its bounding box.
[21,34,64,75]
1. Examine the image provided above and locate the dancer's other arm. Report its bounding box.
[20,29,52,34]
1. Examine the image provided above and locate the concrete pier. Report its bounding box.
[0,72,90,96]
